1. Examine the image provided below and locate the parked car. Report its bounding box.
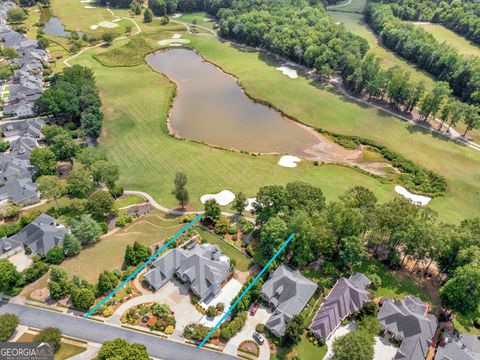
[253,332,264,345]
[250,303,259,316]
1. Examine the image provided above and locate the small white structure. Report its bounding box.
[98,21,118,28]
[200,190,235,206]
[394,185,431,206]
[89,24,98,30]
[245,198,256,212]
[276,66,298,79]
[172,33,182,39]
[278,155,301,168]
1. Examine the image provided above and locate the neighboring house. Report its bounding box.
[261,264,317,337]
[144,243,231,301]
[435,331,480,360]
[377,296,437,360]
[310,272,371,340]
[3,101,34,118]
[3,213,67,257]
[10,136,38,159]
[1,117,44,139]
[0,235,22,258]
[0,153,39,205]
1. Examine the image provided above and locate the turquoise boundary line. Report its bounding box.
[83,214,202,319]
[198,232,295,348]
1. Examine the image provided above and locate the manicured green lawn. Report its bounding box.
[115,194,146,208]
[61,210,184,282]
[413,23,480,58]
[176,12,215,29]
[454,308,480,335]
[294,334,327,360]
[68,19,480,223]
[195,227,252,272]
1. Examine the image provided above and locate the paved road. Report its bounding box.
[0,302,235,360]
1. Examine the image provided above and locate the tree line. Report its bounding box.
[342,54,480,136]
[245,181,480,316]
[371,0,480,47]
[365,3,480,107]
[35,65,103,140]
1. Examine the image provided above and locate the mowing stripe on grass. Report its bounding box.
[83,214,202,319]
[197,232,295,349]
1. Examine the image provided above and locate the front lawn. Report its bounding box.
[17,332,87,360]
[294,334,327,360]
[115,194,146,208]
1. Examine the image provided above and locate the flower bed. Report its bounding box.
[120,303,176,335]
[238,340,260,357]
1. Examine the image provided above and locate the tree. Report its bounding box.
[232,191,248,214]
[256,216,287,265]
[38,37,49,50]
[50,133,78,161]
[148,0,166,16]
[463,105,480,137]
[332,330,375,360]
[66,164,94,198]
[81,107,104,139]
[206,305,216,317]
[34,328,62,353]
[419,82,452,121]
[131,1,142,15]
[285,181,325,214]
[63,233,81,256]
[101,32,115,45]
[98,338,150,360]
[46,246,65,265]
[2,47,18,60]
[76,148,107,169]
[143,8,153,22]
[7,8,27,23]
[282,314,304,346]
[48,267,70,300]
[0,259,19,291]
[172,172,189,209]
[71,216,102,246]
[36,176,64,206]
[339,235,367,270]
[86,190,114,217]
[124,241,151,267]
[70,287,96,310]
[438,100,454,130]
[204,199,221,221]
[30,148,57,177]
[97,270,118,295]
[0,314,19,341]
[440,264,480,314]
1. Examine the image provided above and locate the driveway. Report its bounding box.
[223,305,271,360]
[0,301,234,360]
[373,336,398,360]
[7,250,32,272]
[107,280,202,339]
[200,279,243,327]
[324,322,357,359]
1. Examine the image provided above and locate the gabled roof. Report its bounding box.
[377,296,437,360]
[9,213,67,257]
[262,265,317,337]
[310,273,371,340]
[435,333,480,360]
[144,243,230,300]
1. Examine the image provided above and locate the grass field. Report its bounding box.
[175,12,215,29]
[67,30,480,223]
[61,210,184,282]
[295,334,327,360]
[413,23,480,58]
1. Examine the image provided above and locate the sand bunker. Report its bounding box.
[200,190,235,206]
[172,13,182,18]
[90,25,98,30]
[84,5,96,8]
[278,155,301,168]
[245,198,256,212]
[276,66,298,79]
[394,185,431,206]
[172,33,182,39]
[98,21,118,28]
[112,18,121,22]
[80,0,94,3]
[158,38,191,46]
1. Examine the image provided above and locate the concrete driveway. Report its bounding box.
[373,335,398,360]
[223,305,271,360]
[107,280,202,339]
[8,250,32,272]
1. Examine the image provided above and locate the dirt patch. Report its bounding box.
[30,287,50,302]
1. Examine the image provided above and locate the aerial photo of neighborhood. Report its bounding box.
[0,0,480,359]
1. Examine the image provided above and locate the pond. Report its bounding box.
[147,49,396,175]
[40,7,82,37]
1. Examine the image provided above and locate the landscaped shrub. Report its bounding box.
[45,246,65,265]
[216,302,225,312]
[255,323,265,333]
[103,307,114,317]
[184,323,218,342]
[206,306,217,318]
[116,214,133,227]
[34,327,62,353]
[219,311,248,340]
[227,225,238,235]
[164,325,174,334]
[214,217,230,235]
[0,314,19,341]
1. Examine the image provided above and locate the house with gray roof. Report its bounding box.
[377,296,437,360]
[310,272,371,340]
[1,118,43,139]
[144,243,231,301]
[0,213,67,258]
[261,265,317,337]
[435,332,480,360]
[0,152,39,205]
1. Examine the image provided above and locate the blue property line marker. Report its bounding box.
[83,214,203,319]
[197,232,295,349]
